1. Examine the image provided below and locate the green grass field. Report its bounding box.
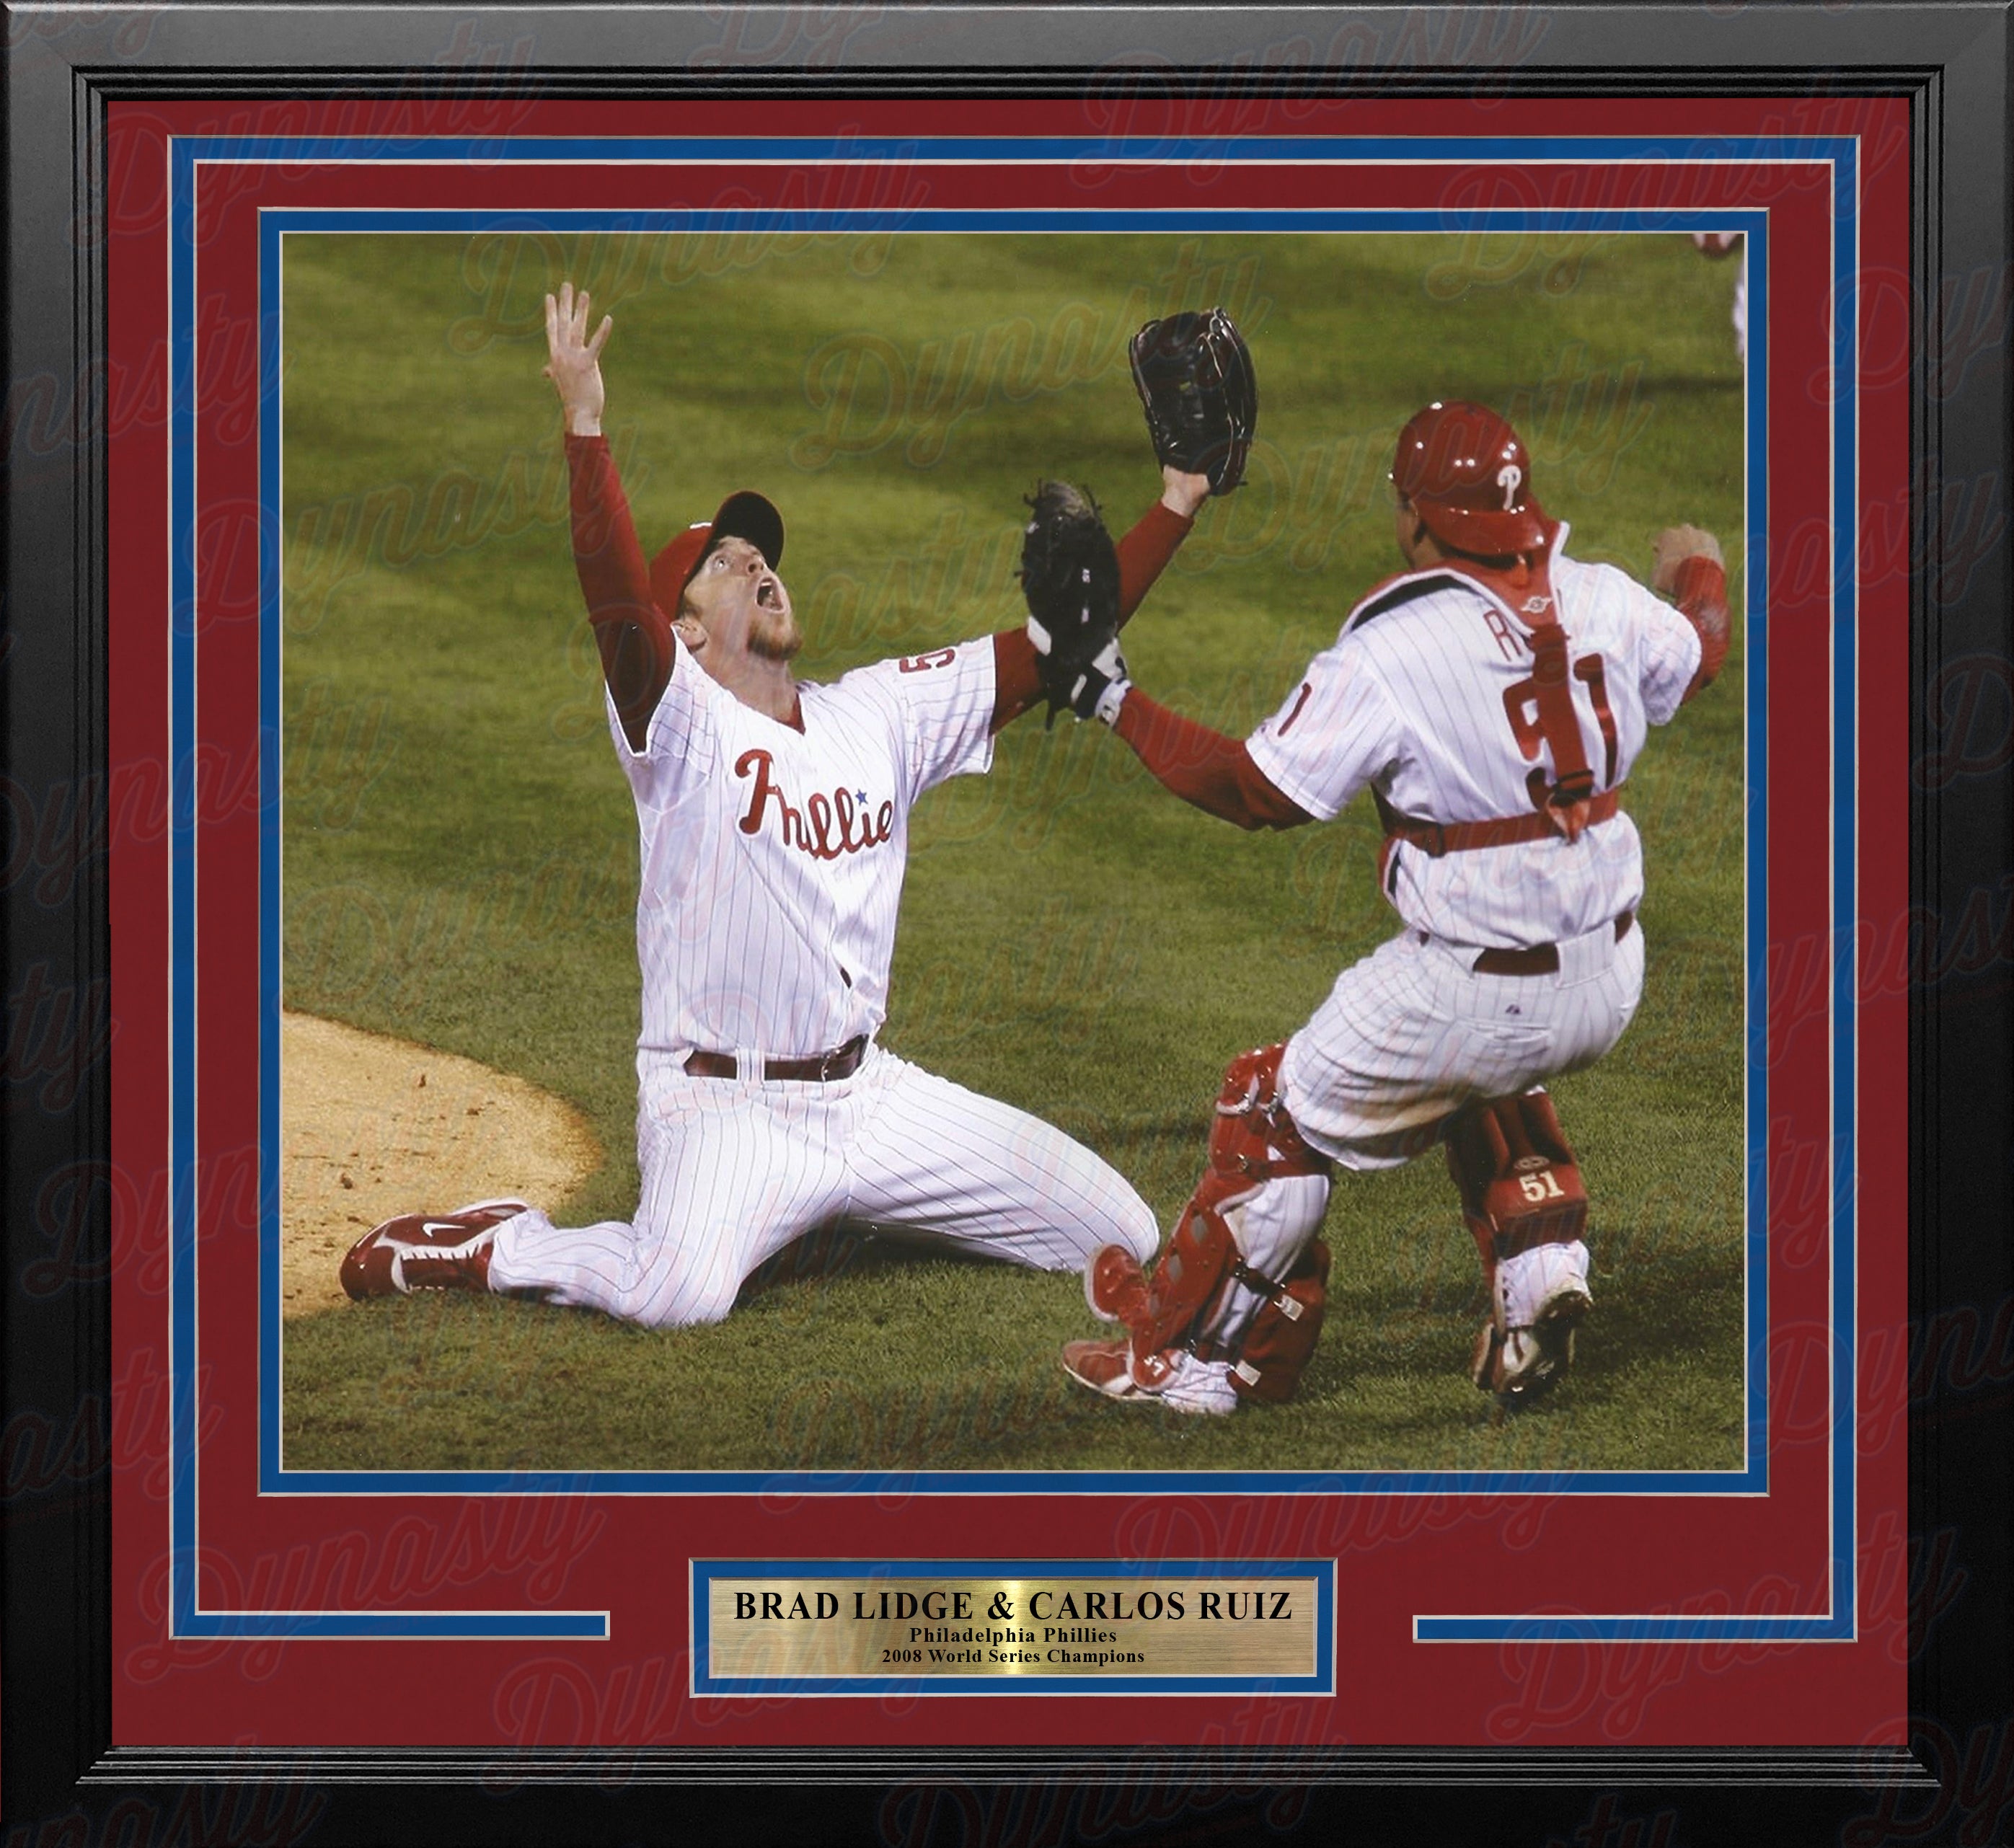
[280,229,1746,1475]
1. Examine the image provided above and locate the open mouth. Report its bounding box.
[756,579,780,609]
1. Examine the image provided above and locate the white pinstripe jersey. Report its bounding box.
[1246,538,1703,949]
[612,635,995,1061]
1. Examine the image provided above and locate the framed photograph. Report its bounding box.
[6,6,2008,1841]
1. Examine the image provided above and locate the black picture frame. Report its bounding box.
[5,6,2007,1842]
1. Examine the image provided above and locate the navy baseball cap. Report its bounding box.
[648,490,785,613]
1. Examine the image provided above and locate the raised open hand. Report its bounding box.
[543,280,613,436]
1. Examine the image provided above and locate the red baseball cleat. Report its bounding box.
[1060,1338,1237,1417]
[339,1198,529,1301]
[1061,1337,1138,1396]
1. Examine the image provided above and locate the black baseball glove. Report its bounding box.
[1129,307,1257,495]
[1019,480,1127,728]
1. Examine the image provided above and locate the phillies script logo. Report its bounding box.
[736,748,893,859]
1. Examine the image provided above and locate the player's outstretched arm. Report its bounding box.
[545,281,674,748]
[1122,467,1211,619]
[1651,524,1731,700]
[1109,690,1312,832]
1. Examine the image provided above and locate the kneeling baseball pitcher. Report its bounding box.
[339,283,1219,1333]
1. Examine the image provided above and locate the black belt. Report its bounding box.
[683,1034,868,1083]
[1470,911,1634,978]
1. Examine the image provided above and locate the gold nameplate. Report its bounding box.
[698,1568,1330,1690]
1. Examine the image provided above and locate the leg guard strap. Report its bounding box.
[1198,1239,1331,1404]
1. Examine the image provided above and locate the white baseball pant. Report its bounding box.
[485,1043,1159,1327]
[1277,917,1646,1179]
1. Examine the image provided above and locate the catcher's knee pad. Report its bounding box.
[1444,1087,1588,1270]
[1208,1043,1333,1185]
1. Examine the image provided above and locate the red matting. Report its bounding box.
[105,90,1912,1751]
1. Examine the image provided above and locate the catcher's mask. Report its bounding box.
[1390,400,1550,558]
[649,490,786,614]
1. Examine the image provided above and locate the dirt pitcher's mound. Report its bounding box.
[281,1010,601,1319]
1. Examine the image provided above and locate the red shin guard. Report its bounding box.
[1444,1088,1589,1278]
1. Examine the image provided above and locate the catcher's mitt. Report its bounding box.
[1019,480,1126,728]
[1129,307,1257,495]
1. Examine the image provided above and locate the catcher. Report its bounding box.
[1033,311,1728,1415]
[340,282,1218,1334]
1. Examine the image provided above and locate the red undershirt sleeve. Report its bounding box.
[989,499,1194,733]
[1111,689,1312,831]
[565,433,673,751]
[1674,554,1731,701]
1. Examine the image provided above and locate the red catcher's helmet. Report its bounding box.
[1391,400,1550,557]
[648,490,785,614]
